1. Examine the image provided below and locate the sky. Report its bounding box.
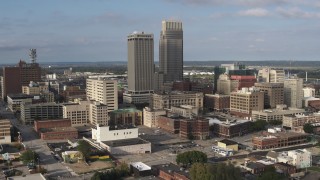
[1,0,320,63]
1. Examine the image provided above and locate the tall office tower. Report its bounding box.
[159,20,183,83]
[2,49,41,100]
[124,32,154,104]
[254,82,284,109]
[284,77,303,108]
[86,78,118,112]
[258,68,285,83]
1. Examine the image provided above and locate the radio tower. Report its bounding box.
[29,49,37,63]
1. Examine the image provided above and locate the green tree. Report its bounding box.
[91,163,130,180]
[249,120,268,132]
[77,140,91,161]
[176,151,207,167]
[189,163,242,180]
[257,166,286,180]
[20,150,39,165]
[303,123,314,133]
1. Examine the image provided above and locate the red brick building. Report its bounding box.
[230,75,256,90]
[180,118,209,140]
[308,100,320,111]
[34,119,72,132]
[158,115,180,134]
[153,164,190,180]
[274,162,297,176]
[212,119,251,138]
[204,94,230,112]
[39,127,78,140]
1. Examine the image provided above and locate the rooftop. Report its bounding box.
[152,163,189,178]
[110,108,141,114]
[7,173,46,180]
[219,139,238,146]
[130,162,151,171]
[39,127,78,133]
[7,93,34,99]
[102,138,149,147]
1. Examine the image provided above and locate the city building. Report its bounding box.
[258,68,285,83]
[284,77,303,108]
[230,87,264,118]
[254,82,284,109]
[143,107,166,128]
[252,105,305,122]
[158,115,180,134]
[274,163,297,176]
[20,102,64,124]
[86,78,118,112]
[2,52,41,100]
[282,112,320,129]
[303,87,315,97]
[241,162,266,175]
[153,163,190,180]
[150,91,203,110]
[92,125,138,142]
[231,75,257,90]
[109,108,142,126]
[124,32,154,104]
[34,119,78,140]
[179,118,209,140]
[159,20,183,83]
[216,74,238,95]
[252,131,309,150]
[171,105,198,118]
[210,119,251,138]
[0,119,11,144]
[7,94,33,112]
[63,100,108,126]
[217,139,239,151]
[204,94,230,112]
[130,162,152,177]
[277,149,311,169]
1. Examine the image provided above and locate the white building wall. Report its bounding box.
[288,149,311,169]
[109,143,151,154]
[143,107,166,128]
[92,126,138,142]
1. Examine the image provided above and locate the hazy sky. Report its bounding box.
[1,0,320,63]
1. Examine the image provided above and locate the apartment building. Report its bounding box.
[230,87,264,118]
[86,78,118,112]
[63,100,90,126]
[252,105,305,122]
[211,119,251,138]
[179,118,209,140]
[150,91,203,110]
[109,108,142,126]
[282,112,320,129]
[284,77,303,108]
[204,94,230,112]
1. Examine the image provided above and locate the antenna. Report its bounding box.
[29,49,37,63]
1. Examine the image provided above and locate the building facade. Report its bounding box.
[230,88,264,118]
[179,118,209,140]
[258,68,285,83]
[86,78,118,112]
[143,107,166,128]
[204,94,230,112]
[0,119,11,143]
[254,82,284,109]
[159,20,183,83]
[211,119,251,138]
[109,108,142,126]
[252,106,305,122]
[284,77,303,108]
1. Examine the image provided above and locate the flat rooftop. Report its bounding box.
[153,163,189,178]
[7,93,34,99]
[102,138,149,147]
[131,162,151,171]
[110,108,141,114]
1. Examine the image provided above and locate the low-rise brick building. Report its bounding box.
[34,119,78,140]
[153,163,190,180]
[180,118,209,140]
[158,115,180,134]
[34,119,71,132]
[204,94,230,112]
[211,119,251,138]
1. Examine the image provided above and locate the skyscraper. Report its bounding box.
[124,32,154,104]
[284,77,303,108]
[159,20,183,83]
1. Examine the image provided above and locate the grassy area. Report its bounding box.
[308,166,320,172]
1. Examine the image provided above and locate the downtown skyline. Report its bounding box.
[1,0,320,63]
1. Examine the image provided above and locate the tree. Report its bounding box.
[20,150,39,165]
[77,140,91,160]
[176,151,207,167]
[91,163,130,180]
[303,123,314,133]
[249,120,268,132]
[189,163,242,180]
[257,166,285,180]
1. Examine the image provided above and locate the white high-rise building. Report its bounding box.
[258,68,285,83]
[303,87,315,97]
[284,77,303,108]
[86,78,118,112]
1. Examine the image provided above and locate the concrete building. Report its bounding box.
[210,118,251,138]
[254,82,284,109]
[92,125,138,142]
[143,107,166,128]
[278,149,311,169]
[20,102,64,124]
[124,32,154,104]
[109,108,142,126]
[282,112,320,129]
[150,91,203,110]
[303,87,315,97]
[217,74,239,95]
[7,94,33,112]
[230,87,264,118]
[63,100,90,126]
[252,105,305,122]
[86,78,118,112]
[252,131,308,150]
[158,115,180,134]
[204,94,230,112]
[0,119,11,144]
[284,77,303,108]
[89,101,109,126]
[171,105,198,118]
[258,68,285,83]
[179,118,209,140]
[159,20,183,83]
[217,139,239,151]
